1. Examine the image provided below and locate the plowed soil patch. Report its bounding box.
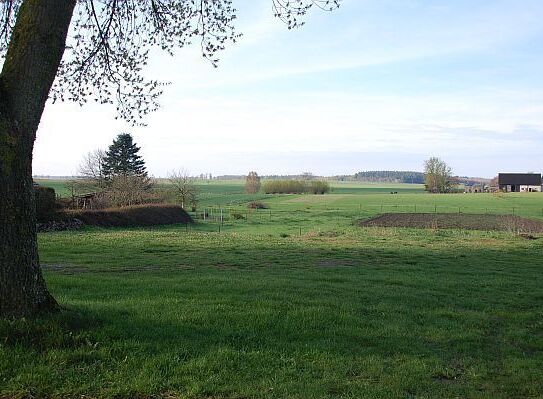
[360,213,543,233]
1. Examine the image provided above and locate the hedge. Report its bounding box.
[65,204,192,227]
[262,179,330,194]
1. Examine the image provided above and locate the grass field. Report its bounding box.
[3,179,543,398]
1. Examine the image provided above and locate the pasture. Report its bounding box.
[3,179,543,398]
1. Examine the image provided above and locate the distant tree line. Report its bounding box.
[353,171,425,184]
[218,173,319,180]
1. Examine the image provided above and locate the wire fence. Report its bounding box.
[191,204,543,225]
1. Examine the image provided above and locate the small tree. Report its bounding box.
[245,171,261,194]
[78,149,106,189]
[424,157,453,193]
[103,133,147,179]
[168,170,199,210]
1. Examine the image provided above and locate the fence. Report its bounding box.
[361,204,543,217]
[190,203,543,226]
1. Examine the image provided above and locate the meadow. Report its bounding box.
[2,180,543,398]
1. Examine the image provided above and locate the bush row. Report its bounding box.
[262,179,330,194]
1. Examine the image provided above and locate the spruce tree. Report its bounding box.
[103,133,147,178]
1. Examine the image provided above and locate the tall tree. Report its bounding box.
[424,157,453,193]
[0,0,339,317]
[103,133,147,178]
[0,1,75,316]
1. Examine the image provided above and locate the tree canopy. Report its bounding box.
[424,157,453,193]
[103,133,147,178]
[0,0,340,125]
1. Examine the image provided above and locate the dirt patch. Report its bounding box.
[359,213,543,233]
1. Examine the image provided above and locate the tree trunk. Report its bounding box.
[0,0,75,317]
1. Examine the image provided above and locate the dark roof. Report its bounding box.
[498,173,541,185]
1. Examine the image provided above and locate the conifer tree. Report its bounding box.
[103,133,147,179]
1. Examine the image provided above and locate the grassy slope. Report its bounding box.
[2,180,543,398]
[34,178,73,197]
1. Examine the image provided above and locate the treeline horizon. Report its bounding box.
[34,170,496,183]
[202,171,427,183]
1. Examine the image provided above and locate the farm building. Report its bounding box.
[464,184,487,193]
[498,173,542,192]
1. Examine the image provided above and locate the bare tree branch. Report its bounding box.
[0,0,341,125]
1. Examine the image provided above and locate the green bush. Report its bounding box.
[248,201,269,209]
[231,211,246,220]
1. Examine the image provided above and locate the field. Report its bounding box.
[3,180,543,398]
[361,213,543,233]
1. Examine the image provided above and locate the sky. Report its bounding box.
[33,0,543,178]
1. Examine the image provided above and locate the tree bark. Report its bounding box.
[0,0,75,317]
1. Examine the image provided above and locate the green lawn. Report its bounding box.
[3,180,543,398]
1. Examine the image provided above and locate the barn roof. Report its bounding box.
[498,173,542,185]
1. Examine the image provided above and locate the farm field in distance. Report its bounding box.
[3,179,543,398]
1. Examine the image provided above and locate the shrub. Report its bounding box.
[65,204,192,227]
[263,180,306,194]
[34,186,57,222]
[308,180,330,194]
[248,201,269,209]
[103,175,156,207]
[231,212,246,220]
[262,179,330,194]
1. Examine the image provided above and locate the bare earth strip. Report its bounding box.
[360,213,543,233]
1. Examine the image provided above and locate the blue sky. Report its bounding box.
[34,0,543,177]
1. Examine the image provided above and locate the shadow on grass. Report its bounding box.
[0,309,102,352]
[7,238,542,398]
